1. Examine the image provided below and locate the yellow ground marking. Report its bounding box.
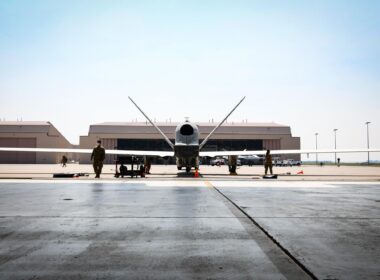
[204,181,214,188]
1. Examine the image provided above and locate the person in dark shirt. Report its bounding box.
[264,150,273,175]
[139,164,145,178]
[91,140,106,178]
[119,163,128,178]
[143,156,151,174]
[61,155,68,167]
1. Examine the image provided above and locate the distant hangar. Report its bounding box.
[0,121,300,164]
[0,121,73,164]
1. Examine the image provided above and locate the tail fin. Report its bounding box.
[128,96,174,150]
[199,96,246,150]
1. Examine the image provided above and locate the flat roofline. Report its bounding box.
[0,121,73,146]
[0,121,51,126]
[91,121,288,127]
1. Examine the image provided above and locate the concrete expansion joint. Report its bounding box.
[0,215,243,219]
[205,180,319,280]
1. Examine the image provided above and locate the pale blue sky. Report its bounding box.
[0,0,379,161]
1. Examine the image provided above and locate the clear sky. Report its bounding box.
[0,0,379,162]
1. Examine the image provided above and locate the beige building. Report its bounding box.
[0,121,73,164]
[0,121,300,164]
[79,122,301,164]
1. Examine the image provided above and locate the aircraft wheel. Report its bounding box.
[177,166,182,170]
[186,167,191,173]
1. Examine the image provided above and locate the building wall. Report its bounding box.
[79,123,301,163]
[280,136,301,160]
[0,121,301,164]
[0,122,73,164]
[102,138,117,164]
[35,125,73,163]
[0,138,36,163]
[79,135,95,164]
[262,139,281,150]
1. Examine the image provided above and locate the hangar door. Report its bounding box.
[0,138,36,164]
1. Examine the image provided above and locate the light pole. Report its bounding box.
[333,129,338,164]
[315,132,319,165]
[365,122,371,165]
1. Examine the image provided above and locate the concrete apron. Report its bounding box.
[0,181,312,280]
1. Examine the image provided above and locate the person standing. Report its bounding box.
[144,156,152,174]
[337,157,341,167]
[61,155,68,167]
[91,140,106,178]
[228,155,238,175]
[264,150,273,175]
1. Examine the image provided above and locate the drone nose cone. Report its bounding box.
[180,124,194,136]
[175,122,199,146]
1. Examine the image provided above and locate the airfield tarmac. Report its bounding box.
[0,165,379,279]
[0,164,380,181]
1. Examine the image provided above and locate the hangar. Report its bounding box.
[0,121,73,164]
[79,122,301,164]
[0,121,300,164]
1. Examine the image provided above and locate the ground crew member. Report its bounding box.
[61,155,68,167]
[264,150,273,175]
[144,156,152,174]
[337,158,341,167]
[228,155,237,175]
[119,163,128,178]
[139,164,145,178]
[91,140,106,178]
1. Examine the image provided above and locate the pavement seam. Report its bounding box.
[0,216,378,220]
[0,216,245,219]
[205,181,319,280]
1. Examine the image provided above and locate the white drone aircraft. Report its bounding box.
[0,96,378,173]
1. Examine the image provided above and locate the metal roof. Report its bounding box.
[88,122,292,135]
[0,121,50,126]
[0,121,51,133]
[92,121,288,127]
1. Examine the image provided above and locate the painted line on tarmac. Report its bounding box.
[0,179,378,187]
[209,180,380,187]
[205,180,318,280]
[0,179,208,187]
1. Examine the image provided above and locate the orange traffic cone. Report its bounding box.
[194,169,199,178]
[297,170,304,175]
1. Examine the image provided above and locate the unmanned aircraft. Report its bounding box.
[0,96,379,173]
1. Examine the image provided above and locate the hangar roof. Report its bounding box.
[0,121,51,133]
[0,121,72,145]
[92,122,288,127]
[88,122,292,136]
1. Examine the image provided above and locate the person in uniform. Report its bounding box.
[228,155,238,175]
[119,163,128,178]
[264,150,273,176]
[139,164,145,178]
[91,140,106,178]
[61,155,68,167]
[144,156,152,174]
